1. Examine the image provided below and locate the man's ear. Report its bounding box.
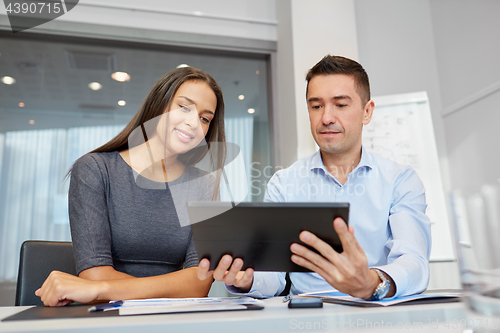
[362,100,375,125]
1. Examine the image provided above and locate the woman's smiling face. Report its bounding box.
[162,80,217,156]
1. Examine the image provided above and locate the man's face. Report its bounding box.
[307,74,373,157]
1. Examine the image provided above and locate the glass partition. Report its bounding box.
[0,33,272,282]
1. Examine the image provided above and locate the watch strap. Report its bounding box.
[367,269,390,301]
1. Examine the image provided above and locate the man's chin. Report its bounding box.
[317,144,343,155]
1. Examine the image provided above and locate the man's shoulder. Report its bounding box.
[366,150,413,174]
[365,151,423,191]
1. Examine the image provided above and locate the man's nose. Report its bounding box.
[321,105,337,125]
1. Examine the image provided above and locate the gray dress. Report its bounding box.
[69,151,214,277]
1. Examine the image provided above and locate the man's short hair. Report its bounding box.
[306,55,371,104]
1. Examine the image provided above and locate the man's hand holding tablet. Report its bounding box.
[197,216,394,299]
[289,217,394,299]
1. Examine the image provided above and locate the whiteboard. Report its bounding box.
[362,91,454,261]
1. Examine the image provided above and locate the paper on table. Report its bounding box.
[296,290,461,307]
[114,297,265,316]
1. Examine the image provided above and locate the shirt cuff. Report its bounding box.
[224,272,285,299]
[371,265,406,299]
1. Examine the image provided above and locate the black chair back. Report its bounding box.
[15,241,76,306]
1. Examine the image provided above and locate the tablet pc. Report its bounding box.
[187,202,349,272]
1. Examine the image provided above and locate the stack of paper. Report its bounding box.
[91,297,265,316]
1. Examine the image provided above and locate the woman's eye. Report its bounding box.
[200,116,211,124]
[180,105,191,112]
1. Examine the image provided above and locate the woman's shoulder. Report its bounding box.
[74,151,113,167]
[71,151,121,178]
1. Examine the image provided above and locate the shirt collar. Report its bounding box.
[356,145,374,171]
[310,145,374,173]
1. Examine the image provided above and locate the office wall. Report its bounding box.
[430,0,500,191]
[274,0,359,167]
[49,0,277,41]
[354,0,449,185]
[431,0,500,287]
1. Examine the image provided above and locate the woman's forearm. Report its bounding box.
[37,267,212,306]
[96,267,212,301]
[79,265,134,280]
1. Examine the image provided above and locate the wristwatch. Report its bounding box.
[367,269,391,301]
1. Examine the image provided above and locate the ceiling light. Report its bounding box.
[1,76,15,85]
[256,70,260,75]
[118,100,126,106]
[29,120,35,125]
[111,71,130,82]
[19,102,25,107]
[247,108,255,114]
[88,82,102,91]
[177,64,189,68]
[238,95,245,100]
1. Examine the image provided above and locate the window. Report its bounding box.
[0,32,273,281]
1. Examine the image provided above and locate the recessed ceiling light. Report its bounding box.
[256,70,260,75]
[111,71,130,82]
[238,95,245,100]
[177,64,189,68]
[247,108,255,114]
[88,82,102,91]
[1,76,15,85]
[19,102,25,107]
[29,119,35,125]
[118,100,126,106]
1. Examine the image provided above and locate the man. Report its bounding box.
[198,55,431,300]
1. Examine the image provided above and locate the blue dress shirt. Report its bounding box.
[227,147,431,298]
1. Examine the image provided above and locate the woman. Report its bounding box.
[36,67,225,306]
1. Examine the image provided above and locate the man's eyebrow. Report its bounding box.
[332,95,352,101]
[308,95,352,103]
[179,96,214,115]
[307,97,322,103]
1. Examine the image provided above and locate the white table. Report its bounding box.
[0,297,475,333]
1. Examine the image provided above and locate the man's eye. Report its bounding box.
[337,104,347,108]
[311,105,322,109]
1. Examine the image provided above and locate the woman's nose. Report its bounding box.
[185,110,200,128]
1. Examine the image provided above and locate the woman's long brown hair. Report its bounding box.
[70,66,226,199]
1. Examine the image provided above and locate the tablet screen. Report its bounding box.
[188,202,349,272]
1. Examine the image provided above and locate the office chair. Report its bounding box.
[15,240,77,306]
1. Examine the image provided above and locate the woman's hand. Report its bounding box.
[35,271,108,307]
[198,255,254,293]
